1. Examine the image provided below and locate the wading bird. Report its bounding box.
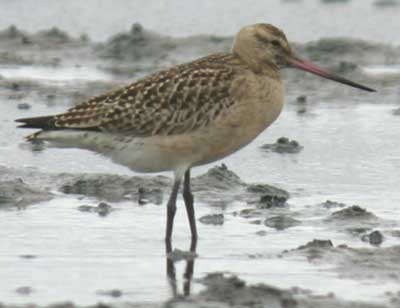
[16,23,375,246]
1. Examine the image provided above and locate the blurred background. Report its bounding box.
[0,0,399,44]
[1,1,400,307]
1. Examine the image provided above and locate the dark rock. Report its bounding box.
[77,202,113,217]
[264,215,301,230]
[295,95,308,114]
[320,200,346,209]
[329,205,377,220]
[17,102,31,110]
[239,208,262,218]
[257,194,288,209]
[247,183,290,199]
[296,95,307,103]
[296,239,334,251]
[361,230,384,246]
[199,214,224,225]
[15,286,33,295]
[261,137,303,154]
[96,289,123,298]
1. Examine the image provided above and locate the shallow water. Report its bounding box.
[1,0,400,45]
[1,1,400,307]
[2,83,400,305]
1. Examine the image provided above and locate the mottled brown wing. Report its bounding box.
[54,54,238,136]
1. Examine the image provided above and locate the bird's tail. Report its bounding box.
[15,115,57,130]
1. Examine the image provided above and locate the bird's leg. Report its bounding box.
[183,237,197,296]
[166,255,178,298]
[165,178,181,252]
[183,169,198,241]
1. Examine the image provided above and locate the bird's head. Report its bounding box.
[233,23,375,92]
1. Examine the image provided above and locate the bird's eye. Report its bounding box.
[271,40,281,48]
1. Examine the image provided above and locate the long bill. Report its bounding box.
[287,56,376,92]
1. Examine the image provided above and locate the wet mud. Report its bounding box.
[261,137,303,154]
[1,21,400,308]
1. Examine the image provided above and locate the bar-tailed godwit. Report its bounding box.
[16,23,375,244]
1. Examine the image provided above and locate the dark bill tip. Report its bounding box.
[288,56,376,92]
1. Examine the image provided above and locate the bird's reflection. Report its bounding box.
[166,238,197,298]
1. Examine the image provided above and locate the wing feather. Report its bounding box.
[52,53,239,137]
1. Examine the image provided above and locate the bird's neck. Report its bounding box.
[232,52,280,80]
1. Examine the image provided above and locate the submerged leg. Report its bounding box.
[165,178,181,251]
[183,169,198,241]
[183,237,197,296]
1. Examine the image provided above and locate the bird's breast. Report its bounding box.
[189,72,284,166]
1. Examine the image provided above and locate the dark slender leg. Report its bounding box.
[183,169,198,241]
[165,178,181,252]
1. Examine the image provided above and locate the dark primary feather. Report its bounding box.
[16,115,101,131]
[15,53,244,137]
[16,116,57,129]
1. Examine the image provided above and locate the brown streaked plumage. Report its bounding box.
[16,23,375,247]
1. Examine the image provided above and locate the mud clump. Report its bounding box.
[199,213,224,225]
[193,163,242,191]
[0,179,52,208]
[51,164,289,208]
[284,240,400,282]
[320,200,346,209]
[247,183,290,209]
[392,108,400,116]
[192,164,290,206]
[264,215,301,230]
[197,273,297,308]
[261,137,303,154]
[15,286,33,296]
[96,289,123,298]
[61,174,170,203]
[329,205,377,220]
[99,22,176,61]
[296,239,334,250]
[17,102,31,110]
[361,230,384,246]
[257,194,288,209]
[138,187,163,205]
[77,202,113,217]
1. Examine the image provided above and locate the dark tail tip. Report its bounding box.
[15,116,56,129]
